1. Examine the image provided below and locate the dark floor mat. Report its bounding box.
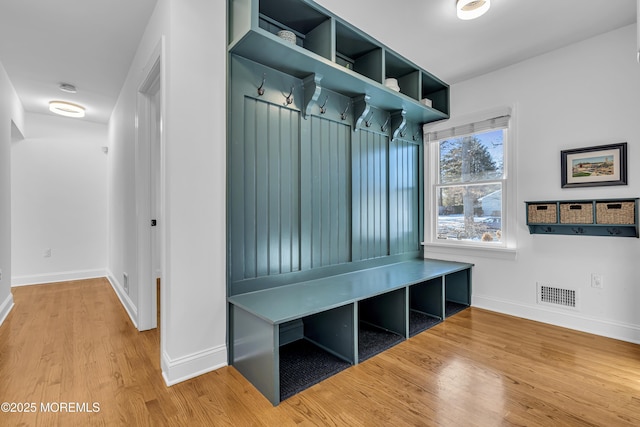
[358,321,404,362]
[409,310,441,337]
[446,301,469,317]
[279,339,351,401]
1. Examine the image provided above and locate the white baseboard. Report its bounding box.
[473,294,640,345]
[12,269,108,287]
[0,292,14,327]
[105,269,138,329]
[161,344,227,386]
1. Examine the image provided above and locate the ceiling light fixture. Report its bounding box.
[49,100,86,118]
[59,83,77,93]
[457,0,491,20]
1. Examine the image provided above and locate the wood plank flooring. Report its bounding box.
[1,277,639,426]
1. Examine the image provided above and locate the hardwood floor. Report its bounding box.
[1,278,639,426]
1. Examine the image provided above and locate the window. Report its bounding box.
[426,114,511,247]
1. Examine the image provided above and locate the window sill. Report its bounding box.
[422,242,517,260]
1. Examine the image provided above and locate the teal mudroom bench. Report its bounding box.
[228,258,473,405]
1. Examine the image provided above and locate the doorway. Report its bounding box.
[136,47,163,332]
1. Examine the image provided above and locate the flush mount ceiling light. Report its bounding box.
[49,100,86,118]
[457,0,491,20]
[59,83,77,93]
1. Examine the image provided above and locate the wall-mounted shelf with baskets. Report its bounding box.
[525,198,639,237]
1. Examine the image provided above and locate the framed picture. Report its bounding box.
[561,142,628,188]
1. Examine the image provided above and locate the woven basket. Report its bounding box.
[528,203,557,224]
[560,203,593,224]
[596,201,635,224]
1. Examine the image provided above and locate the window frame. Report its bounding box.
[424,107,517,255]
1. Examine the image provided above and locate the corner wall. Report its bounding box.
[427,25,640,343]
[0,61,24,326]
[108,0,227,383]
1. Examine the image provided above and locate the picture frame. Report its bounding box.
[561,142,627,188]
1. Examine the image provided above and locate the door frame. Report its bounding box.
[135,40,165,331]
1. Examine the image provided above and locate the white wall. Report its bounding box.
[108,0,227,384]
[426,25,640,343]
[0,61,24,326]
[11,112,107,285]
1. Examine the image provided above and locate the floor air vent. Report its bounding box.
[537,284,577,309]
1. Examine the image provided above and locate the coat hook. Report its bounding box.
[365,111,374,127]
[285,86,294,105]
[381,116,390,132]
[319,95,329,114]
[257,74,266,96]
[413,129,421,141]
[340,102,350,120]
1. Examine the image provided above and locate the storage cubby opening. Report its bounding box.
[358,321,404,362]
[445,270,471,318]
[409,278,443,336]
[421,72,449,114]
[336,22,383,83]
[279,339,351,401]
[358,289,406,362]
[385,51,419,100]
[258,0,332,59]
[279,304,354,401]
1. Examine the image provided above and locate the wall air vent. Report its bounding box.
[537,283,577,309]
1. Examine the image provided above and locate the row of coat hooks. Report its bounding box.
[255,73,422,140]
[257,73,352,117]
[257,73,293,105]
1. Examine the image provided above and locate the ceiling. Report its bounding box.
[0,0,636,124]
[0,0,158,124]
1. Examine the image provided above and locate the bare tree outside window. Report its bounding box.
[435,130,505,243]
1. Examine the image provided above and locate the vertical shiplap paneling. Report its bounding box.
[307,116,351,268]
[352,130,388,261]
[389,140,420,254]
[242,97,300,279]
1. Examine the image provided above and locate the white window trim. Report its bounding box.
[423,105,518,259]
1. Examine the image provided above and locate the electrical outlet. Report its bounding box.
[591,273,603,289]
[0,269,2,281]
[123,272,129,294]
[43,248,51,258]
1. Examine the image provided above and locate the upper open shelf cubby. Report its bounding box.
[258,0,332,60]
[384,50,420,100]
[335,22,383,84]
[228,0,449,124]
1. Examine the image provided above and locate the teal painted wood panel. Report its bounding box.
[242,96,301,279]
[229,55,424,294]
[307,115,351,268]
[352,129,388,261]
[389,140,420,254]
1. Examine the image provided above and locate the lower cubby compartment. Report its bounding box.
[409,277,443,337]
[279,304,355,401]
[279,339,351,401]
[445,269,471,317]
[358,288,406,361]
[358,321,404,362]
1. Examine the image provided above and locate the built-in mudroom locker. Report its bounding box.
[228,55,426,295]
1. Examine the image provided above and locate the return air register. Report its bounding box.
[537,283,578,309]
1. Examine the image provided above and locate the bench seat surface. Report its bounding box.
[227,258,472,324]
